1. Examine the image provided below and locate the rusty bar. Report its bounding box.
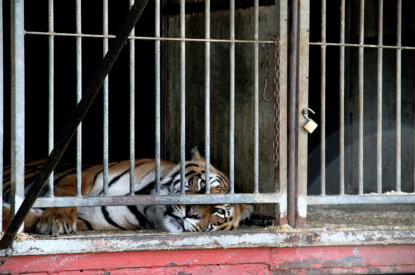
[358,0,365,195]
[396,0,402,192]
[376,0,383,194]
[307,194,415,205]
[10,0,25,228]
[0,0,150,250]
[103,0,109,195]
[339,0,345,195]
[288,0,298,226]
[76,0,82,196]
[48,0,54,196]
[320,0,326,195]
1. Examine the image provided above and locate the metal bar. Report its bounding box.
[309,42,415,51]
[129,0,136,195]
[103,0,109,195]
[307,194,415,205]
[155,0,161,194]
[277,0,288,224]
[396,0,402,192]
[376,0,383,194]
[33,193,286,208]
[320,0,326,196]
[0,0,3,232]
[10,0,25,227]
[229,0,235,194]
[180,0,186,194]
[48,0,54,196]
[288,0,298,226]
[254,0,259,194]
[296,0,309,227]
[339,0,345,195]
[0,0,150,250]
[204,0,211,194]
[76,0,82,196]
[358,0,365,195]
[24,31,278,44]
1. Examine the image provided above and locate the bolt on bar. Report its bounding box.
[10,0,25,227]
[204,0,211,194]
[48,0,54,196]
[129,0,136,195]
[229,0,235,194]
[320,0,326,195]
[103,0,110,195]
[396,0,402,192]
[376,0,383,194]
[76,0,82,196]
[0,0,3,232]
[179,0,186,194]
[339,0,345,195]
[254,0,259,194]
[155,0,161,194]
[358,0,365,195]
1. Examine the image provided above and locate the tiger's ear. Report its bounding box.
[190,144,205,162]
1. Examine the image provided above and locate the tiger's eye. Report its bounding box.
[214,208,225,215]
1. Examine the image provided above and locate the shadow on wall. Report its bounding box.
[308,124,415,195]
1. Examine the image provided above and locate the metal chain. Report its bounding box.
[262,36,280,168]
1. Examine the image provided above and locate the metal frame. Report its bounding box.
[305,0,415,206]
[3,0,288,237]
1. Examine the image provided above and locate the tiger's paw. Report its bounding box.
[36,208,78,235]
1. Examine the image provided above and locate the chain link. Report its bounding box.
[262,36,280,169]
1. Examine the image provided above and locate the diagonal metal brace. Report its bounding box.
[0,0,150,250]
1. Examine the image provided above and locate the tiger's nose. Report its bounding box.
[186,205,200,218]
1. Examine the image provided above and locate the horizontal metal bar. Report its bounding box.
[310,42,415,51]
[307,195,415,205]
[5,228,415,256]
[33,193,284,208]
[24,31,274,44]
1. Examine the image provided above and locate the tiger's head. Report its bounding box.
[162,145,230,195]
[167,203,254,232]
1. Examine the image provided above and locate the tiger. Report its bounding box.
[2,147,253,234]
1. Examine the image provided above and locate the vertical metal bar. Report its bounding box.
[10,0,25,229]
[129,0,136,195]
[358,0,365,195]
[277,0,288,225]
[76,0,82,196]
[48,0,54,196]
[229,0,235,194]
[320,0,326,196]
[155,0,161,194]
[0,0,4,232]
[254,0,259,194]
[103,0,109,195]
[204,0,211,194]
[339,0,345,195]
[179,0,186,194]
[396,0,402,192]
[376,0,383,194]
[288,0,299,226]
[297,0,309,227]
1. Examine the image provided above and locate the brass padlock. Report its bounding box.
[302,108,318,134]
